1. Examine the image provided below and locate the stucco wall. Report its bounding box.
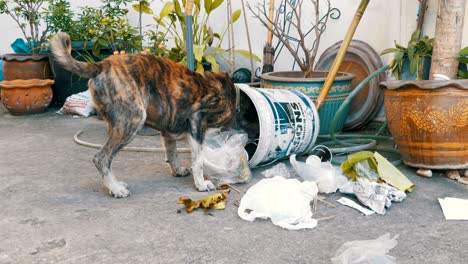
[0,0,466,72]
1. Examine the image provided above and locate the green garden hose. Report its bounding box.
[317,65,402,165]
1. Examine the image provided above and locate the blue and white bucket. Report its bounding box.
[236,84,320,167]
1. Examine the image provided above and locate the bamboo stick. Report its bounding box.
[315,0,370,111]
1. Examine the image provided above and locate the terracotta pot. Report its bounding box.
[381,80,468,169]
[0,79,54,115]
[1,53,51,80]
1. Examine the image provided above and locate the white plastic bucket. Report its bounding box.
[236,84,320,167]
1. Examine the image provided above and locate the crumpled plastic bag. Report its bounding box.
[290,154,348,193]
[203,130,251,186]
[340,178,406,215]
[57,90,96,117]
[260,163,291,179]
[331,233,398,264]
[238,176,318,230]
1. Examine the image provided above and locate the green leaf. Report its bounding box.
[193,44,206,63]
[211,0,224,11]
[459,46,468,56]
[98,38,109,47]
[231,9,241,23]
[196,62,205,72]
[235,49,261,62]
[394,42,406,50]
[204,0,212,14]
[132,3,153,14]
[458,70,468,79]
[409,54,418,76]
[380,48,399,55]
[407,46,415,60]
[410,30,420,42]
[204,55,219,72]
[456,57,468,64]
[160,2,175,18]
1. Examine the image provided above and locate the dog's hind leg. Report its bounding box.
[162,136,191,177]
[188,114,215,192]
[93,109,146,198]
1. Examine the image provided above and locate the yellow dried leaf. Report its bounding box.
[177,190,230,213]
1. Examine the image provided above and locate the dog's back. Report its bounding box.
[50,32,238,195]
[50,33,237,135]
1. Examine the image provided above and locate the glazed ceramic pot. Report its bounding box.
[381,80,468,169]
[261,71,355,134]
[0,79,54,115]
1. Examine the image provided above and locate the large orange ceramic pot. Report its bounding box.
[0,79,54,115]
[381,80,468,169]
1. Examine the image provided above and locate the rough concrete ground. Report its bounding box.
[0,104,467,264]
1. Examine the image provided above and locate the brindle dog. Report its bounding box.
[50,32,236,197]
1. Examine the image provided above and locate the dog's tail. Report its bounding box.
[50,32,101,78]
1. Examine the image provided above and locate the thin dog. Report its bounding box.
[50,32,237,197]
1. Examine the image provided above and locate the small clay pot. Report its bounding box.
[0,79,54,115]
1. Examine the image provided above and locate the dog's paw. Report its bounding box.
[108,181,130,198]
[174,167,191,177]
[195,180,216,192]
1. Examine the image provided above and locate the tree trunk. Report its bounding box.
[429,0,467,79]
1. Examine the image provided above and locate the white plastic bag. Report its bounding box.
[290,154,348,193]
[57,89,96,117]
[260,163,291,179]
[203,130,251,186]
[331,233,398,264]
[237,176,318,230]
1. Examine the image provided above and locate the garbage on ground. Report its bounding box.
[238,176,318,230]
[57,90,96,117]
[259,163,291,179]
[203,130,251,186]
[339,178,406,215]
[290,154,348,194]
[336,197,375,216]
[331,233,398,264]
[177,190,230,213]
[438,197,468,220]
[341,151,415,192]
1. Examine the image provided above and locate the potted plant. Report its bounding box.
[380,30,433,80]
[152,0,259,72]
[248,0,355,134]
[0,0,55,115]
[45,0,118,104]
[0,0,52,80]
[380,1,468,179]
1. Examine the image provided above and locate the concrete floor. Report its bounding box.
[0,104,467,264]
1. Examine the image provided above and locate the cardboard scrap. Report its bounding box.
[341,151,415,192]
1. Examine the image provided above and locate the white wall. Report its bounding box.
[0,0,467,71]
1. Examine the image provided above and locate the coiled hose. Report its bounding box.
[318,64,401,165]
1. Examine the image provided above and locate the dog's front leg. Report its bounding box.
[162,136,191,177]
[189,116,215,192]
